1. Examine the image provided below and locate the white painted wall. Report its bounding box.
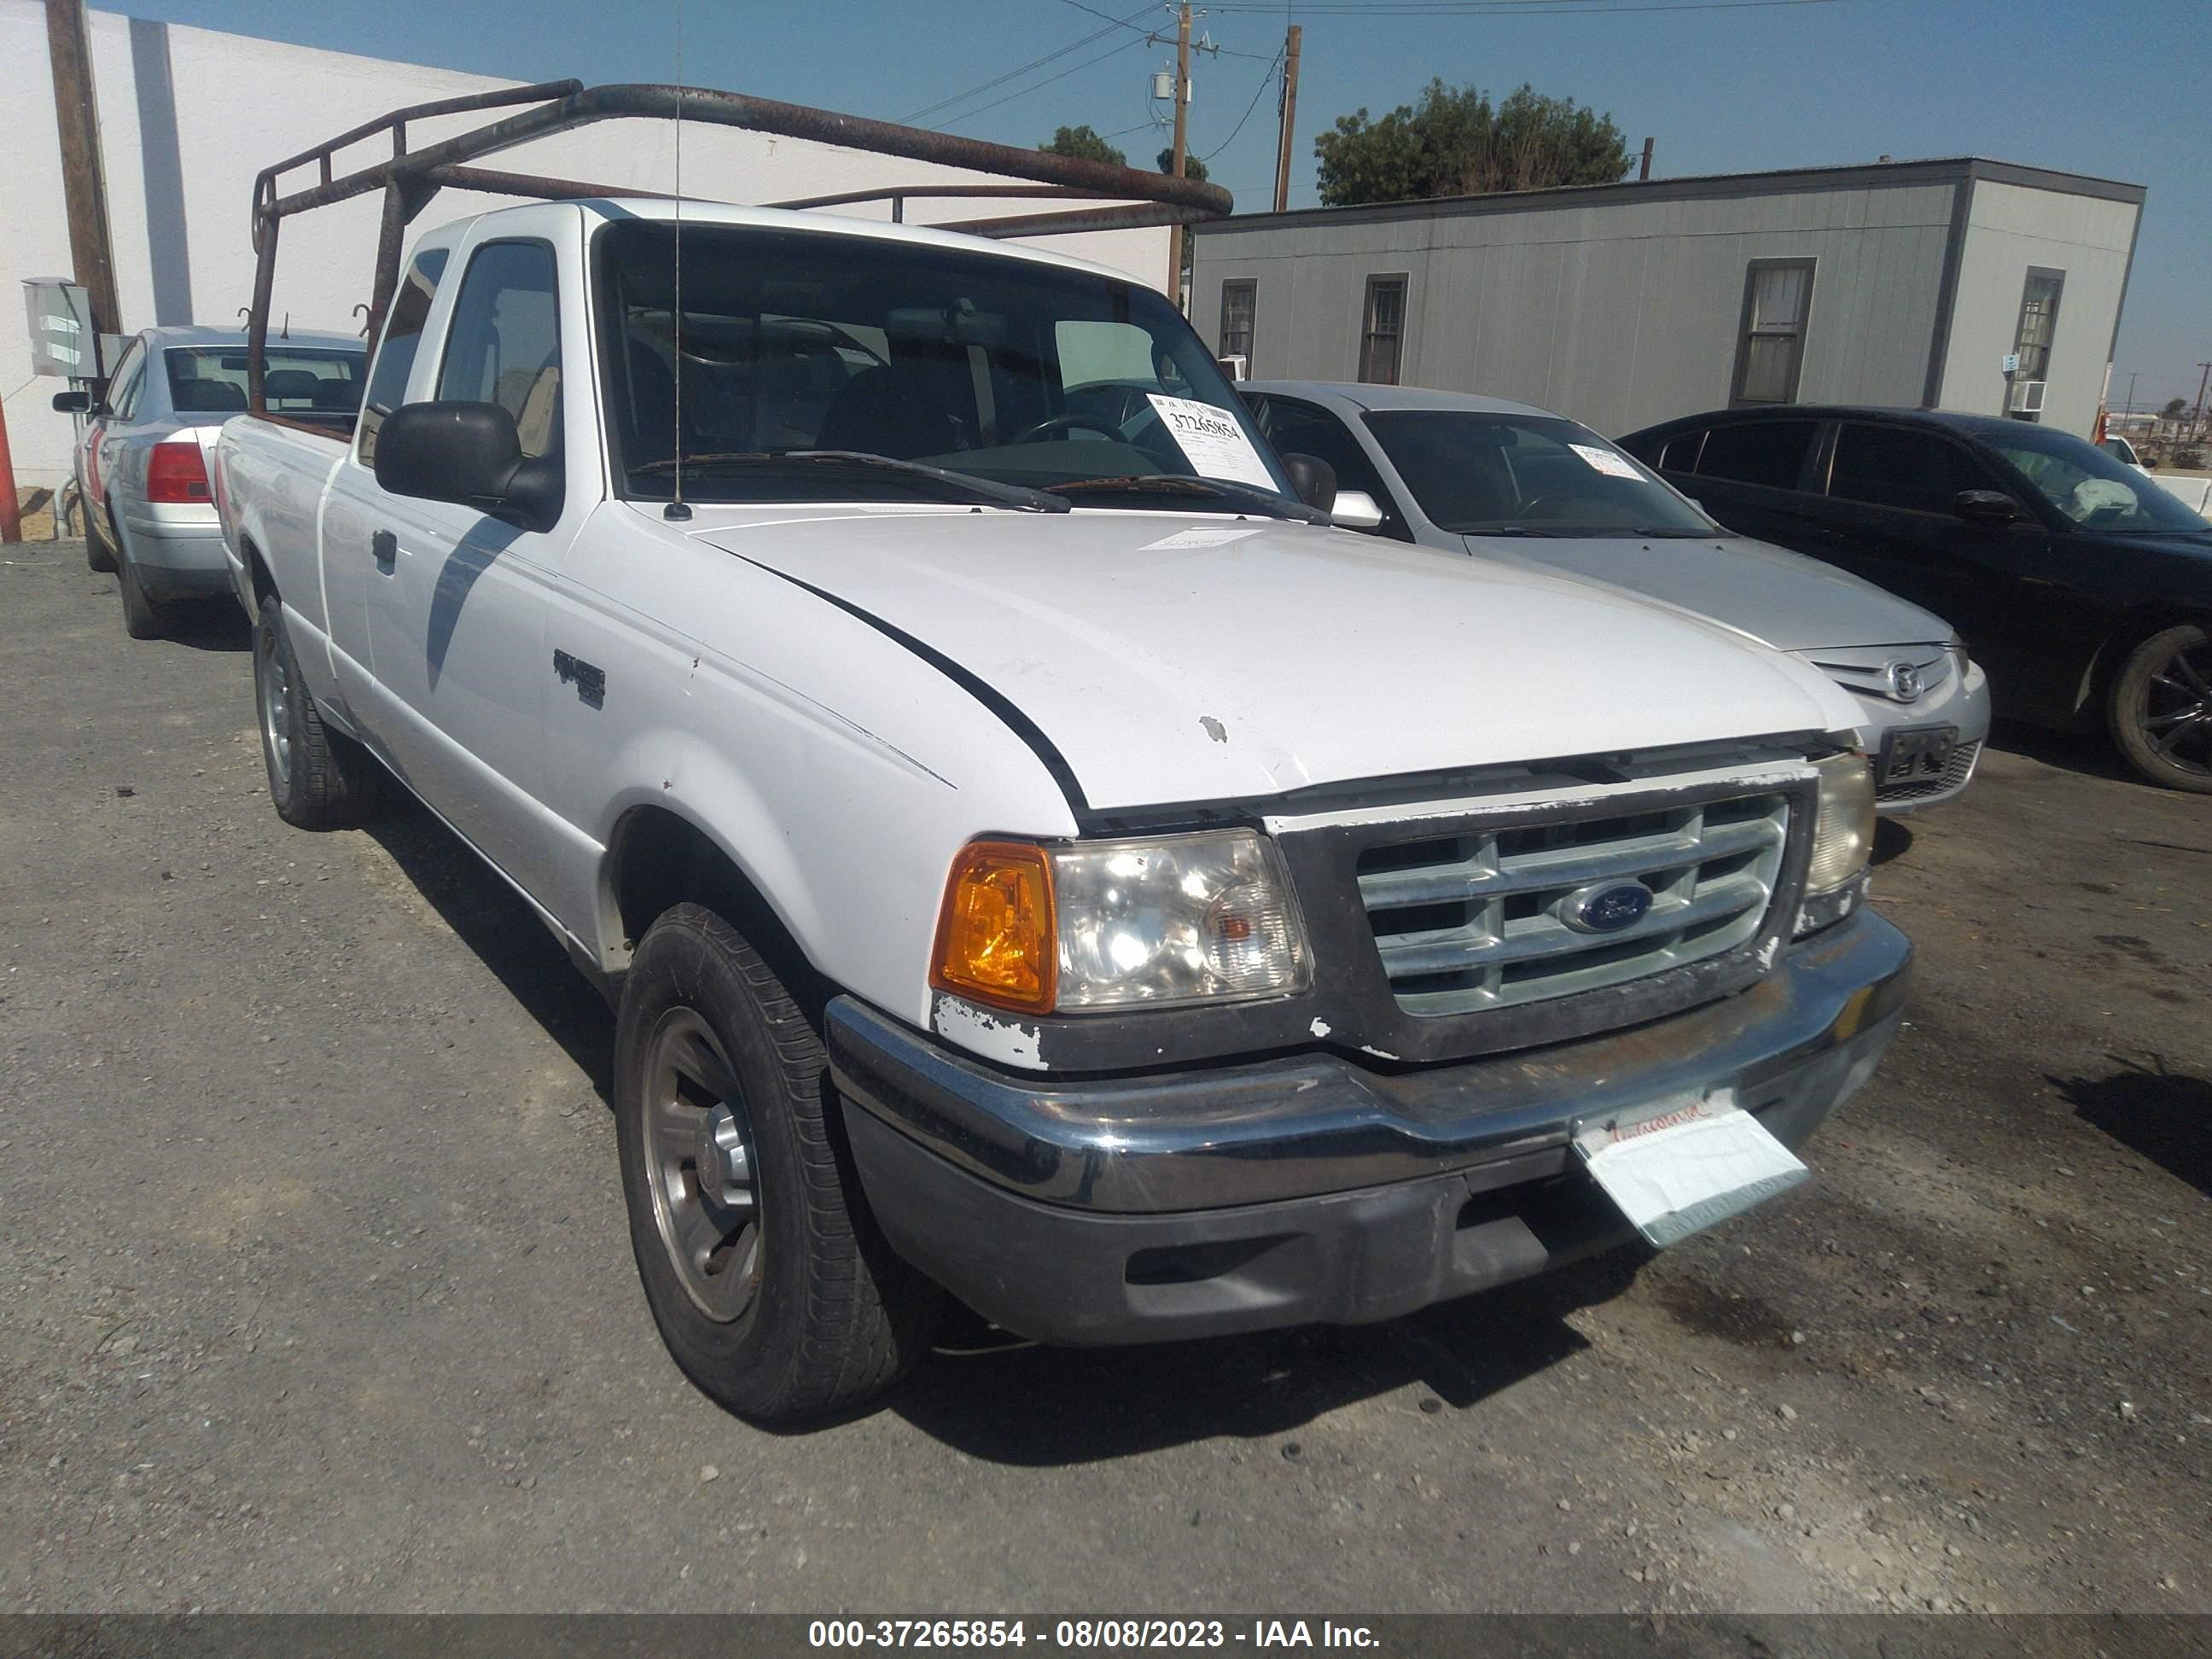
[0,2,1170,487]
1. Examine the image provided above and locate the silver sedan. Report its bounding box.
[1243,381,1992,813]
[55,325,364,637]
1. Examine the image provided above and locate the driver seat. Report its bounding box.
[813,364,967,460]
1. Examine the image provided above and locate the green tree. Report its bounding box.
[1314,80,1632,207]
[2161,397,2190,422]
[1157,146,1209,183]
[1039,125,1126,167]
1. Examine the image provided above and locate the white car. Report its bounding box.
[219,189,1910,1423]
[1243,381,1992,813]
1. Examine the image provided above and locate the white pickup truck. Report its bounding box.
[217,195,1911,1423]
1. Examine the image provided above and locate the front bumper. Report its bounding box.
[1843,659,1993,814]
[832,908,1912,1345]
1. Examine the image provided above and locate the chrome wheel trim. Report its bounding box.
[257,625,293,789]
[640,1006,761,1323]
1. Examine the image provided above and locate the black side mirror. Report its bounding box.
[1279,452,1338,514]
[373,401,562,533]
[51,389,90,415]
[1952,489,2023,525]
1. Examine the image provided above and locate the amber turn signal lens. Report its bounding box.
[930,841,1057,1014]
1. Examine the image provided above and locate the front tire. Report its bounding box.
[614,903,940,1423]
[2108,622,2212,794]
[253,592,381,827]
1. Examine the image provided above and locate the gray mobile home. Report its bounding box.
[1192,157,2142,439]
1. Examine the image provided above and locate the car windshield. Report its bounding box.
[595,221,1296,511]
[166,346,365,416]
[1985,423,2206,533]
[1361,410,1714,537]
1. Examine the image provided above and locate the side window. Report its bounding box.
[1696,419,1819,492]
[1251,396,1406,538]
[436,240,562,459]
[1828,423,2000,515]
[106,341,148,422]
[1732,259,1815,406]
[1218,279,1256,370]
[357,247,450,466]
[1358,274,1407,386]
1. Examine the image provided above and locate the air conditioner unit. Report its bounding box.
[2009,379,2047,416]
[1217,352,1249,381]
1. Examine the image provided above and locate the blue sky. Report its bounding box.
[120,0,2210,410]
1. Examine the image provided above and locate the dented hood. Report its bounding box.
[690,508,1865,811]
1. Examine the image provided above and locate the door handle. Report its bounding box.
[370,529,397,568]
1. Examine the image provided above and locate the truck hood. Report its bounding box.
[1459,533,1953,653]
[690,508,1865,811]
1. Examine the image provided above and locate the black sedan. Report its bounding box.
[1617,406,2212,793]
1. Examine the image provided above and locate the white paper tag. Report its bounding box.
[1574,1097,1808,1249]
[1569,442,1644,480]
[1142,524,1271,550]
[1146,393,1278,489]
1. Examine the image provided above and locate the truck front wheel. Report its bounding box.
[253,593,381,827]
[614,902,940,1423]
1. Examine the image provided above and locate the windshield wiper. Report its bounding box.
[630,450,1068,514]
[1050,474,1326,524]
[1457,526,1569,538]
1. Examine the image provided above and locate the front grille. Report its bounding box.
[1877,739,1981,806]
[1356,792,1791,1018]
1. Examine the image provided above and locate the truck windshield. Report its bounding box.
[1364,410,1714,538]
[594,220,1296,511]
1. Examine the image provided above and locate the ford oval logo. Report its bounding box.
[1560,881,1653,935]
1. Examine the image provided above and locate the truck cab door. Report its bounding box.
[335,234,579,905]
[326,246,450,723]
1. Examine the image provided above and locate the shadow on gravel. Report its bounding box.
[361,791,616,1103]
[2052,1054,2212,1199]
[891,1247,1644,1464]
[154,594,252,653]
[1988,718,2143,789]
[1872,817,1914,866]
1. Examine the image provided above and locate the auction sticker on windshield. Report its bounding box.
[1147,393,1278,489]
[1569,443,1644,480]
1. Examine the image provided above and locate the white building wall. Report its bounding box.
[0,2,1171,487]
[1935,181,2139,437]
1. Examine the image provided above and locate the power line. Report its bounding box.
[899,3,1153,125]
[933,36,1150,131]
[1201,0,1836,13]
[1057,0,1284,60]
[1202,50,1284,160]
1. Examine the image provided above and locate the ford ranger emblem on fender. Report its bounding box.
[1559,880,1654,934]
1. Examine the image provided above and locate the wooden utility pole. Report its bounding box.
[1272,24,1301,213]
[2195,362,2212,440]
[1166,2,1192,305]
[1639,137,1655,181]
[45,0,120,342]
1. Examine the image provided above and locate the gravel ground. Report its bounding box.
[0,539,2206,1616]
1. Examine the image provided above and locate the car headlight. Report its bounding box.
[931,830,1311,1014]
[1806,751,1876,892]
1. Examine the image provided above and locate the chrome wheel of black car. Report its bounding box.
[2110,622,2212,795]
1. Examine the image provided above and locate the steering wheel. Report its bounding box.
[1013,413,1125,445]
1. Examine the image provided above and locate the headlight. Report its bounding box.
[931,830,1311,1014]
[1805,751,1875,894]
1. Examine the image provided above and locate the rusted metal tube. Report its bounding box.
[766,182,1118,210]
[422,166,680,203]
[940,201,1215,239]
